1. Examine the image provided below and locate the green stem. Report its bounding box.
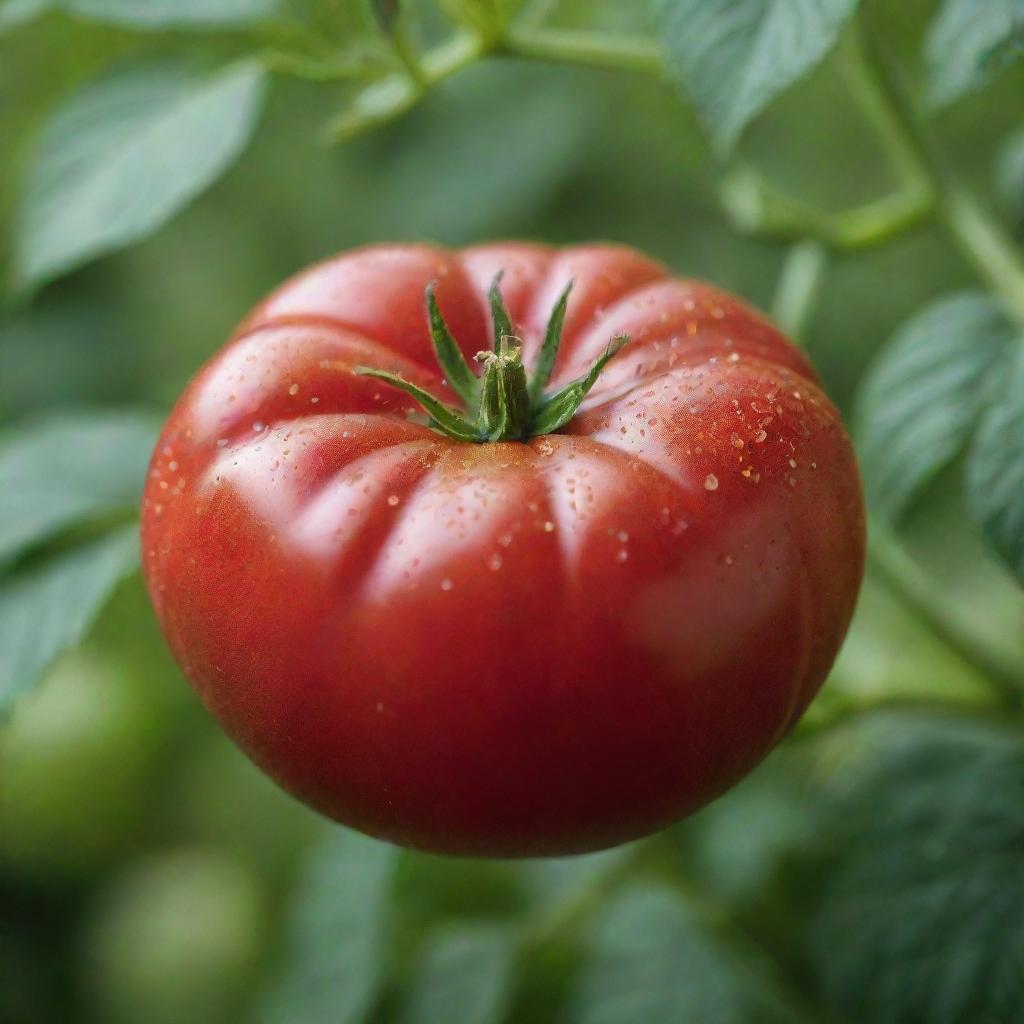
[771,240,829,341]
[500,27,663,75]
[837,27,929,191]
[939,187,1024,326]
[326,33,482,140]
[718,166,933,251]
[854,16,1024,328]
[391,18,429,91]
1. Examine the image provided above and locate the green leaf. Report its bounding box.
[856,291,1017,520]
[0,411,158,566]
[657,0,860,155]
[568,884,803,1024]
[925,0,1024,109]
[16,59,267,290]
[58,0,278,28]
[966,349,1024,582]
[811,717,1024,1024]
[0,526,139,711]
[531,335,628,436]
[263,828,399,1024]
[0,0,48,30]
[400,925,515,1024]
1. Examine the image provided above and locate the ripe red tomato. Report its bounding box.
[141,242,864,857]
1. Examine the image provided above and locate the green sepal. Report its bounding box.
[530,335,629,435]
[425,284,480,408]
[478,347,531,442]
[358,282,628,443]
[529,279,572,403]
[356,368,479,441]
[488,272,515,352]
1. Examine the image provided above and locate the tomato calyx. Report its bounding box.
[358,273,629,442]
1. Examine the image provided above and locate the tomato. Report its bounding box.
[141,242,864,857]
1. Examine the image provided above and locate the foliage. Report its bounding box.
[810,716,1024,1023]
[657,0,861,156]
[2,0,1024,1021]
[15,60,267,289]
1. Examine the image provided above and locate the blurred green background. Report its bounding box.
[2,1,1024,1022]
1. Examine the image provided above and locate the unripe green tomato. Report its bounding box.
[80,849,266,1024]
[0,653,162,877]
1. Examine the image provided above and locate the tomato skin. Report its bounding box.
[141,242,864,857]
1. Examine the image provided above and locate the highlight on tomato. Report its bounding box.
[141,242,865,857]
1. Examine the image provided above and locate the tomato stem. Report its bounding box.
[357,274,628,442]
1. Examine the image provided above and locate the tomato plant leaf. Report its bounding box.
[400,925,515,1024]
[263,828,399,1024]
[965,349,1024,583]
[57,0,278,28]
[15,59,266,290]
[657,0,860,156]
[856,291,1016,520]
[568,884,804,1023]
[810,717,1024,1023]
[0,411,158,566]
[0,526,139,712]
[925,0,1024,109]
